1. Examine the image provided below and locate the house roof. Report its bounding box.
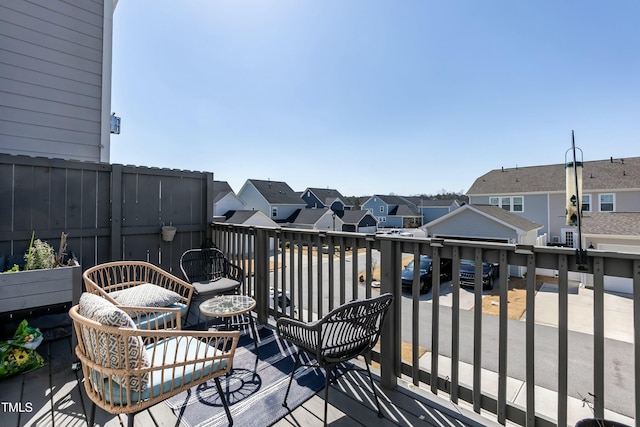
[374,194,415,206]
[467,156,640,195]
[249,179,306,205]
[426,204,542,233]
[581,212,640,236]
[289,208,332,225]
[224,210,260,223]
[213,180,234,203]
[420,198,465,208]
[307,188,345,202]
[341,210,376,225]
[391,204,420,217]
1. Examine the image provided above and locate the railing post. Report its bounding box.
[380,237,400,389]
[254,227,269,324]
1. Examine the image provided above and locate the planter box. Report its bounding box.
[0,261,82,315]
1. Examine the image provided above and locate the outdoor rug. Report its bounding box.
[165,326,325,427]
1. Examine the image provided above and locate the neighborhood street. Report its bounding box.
[269,248,635,418]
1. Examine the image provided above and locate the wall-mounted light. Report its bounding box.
[110,113,121,134]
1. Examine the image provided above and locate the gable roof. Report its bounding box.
[341,210,377,225]
[224,210,261,223]
[374,194,415,206]
[467,156,640,195]
[307,188,345,202]
[213,180,234,203]
[582,212,640,236]
[248,179,306,205]
[289,208,333,225]
[426,204,542,233]
[391,204,420,216]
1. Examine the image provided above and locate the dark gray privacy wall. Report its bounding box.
[0,154,214,277]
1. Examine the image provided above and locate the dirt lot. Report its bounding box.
[363,256,555,320]
[480,274,554,320]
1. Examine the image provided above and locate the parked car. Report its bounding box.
[401,255,453,294]
[459,260,498,290]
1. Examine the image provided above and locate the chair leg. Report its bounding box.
[128,413,135,427]
[364,361,384,418]
[283,351,301,408]
[214,376,233,426]
[88,401,96,426]
[323,367,333,427]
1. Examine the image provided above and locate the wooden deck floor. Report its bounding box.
[2,332,500,427]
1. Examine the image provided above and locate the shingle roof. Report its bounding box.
[375,194,414,206]
[213,181,233,203]
[393,204,420,216]
[465,205,542,232]
[224,210,260,223]
[581,212,640,236]
[249,179,306,205]
[308,188,345,202]
[290,208,332,225]
[341,210,376,224]
[467,156,640,195]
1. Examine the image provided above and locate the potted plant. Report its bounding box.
[0,232,81,316]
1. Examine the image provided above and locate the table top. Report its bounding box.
[199,295,256,318]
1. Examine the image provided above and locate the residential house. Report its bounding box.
[580,211,640,293]
[362,195,421,228]
[404,197,466,224]
[340,210,378,233]
[425,204,543,277]
[0,0,118,162]
[467,156,640,246]
[236,179,307,223]
[287,208,343,231]
[221,210,279,254]
[213,180,244,217]
[301,187,352,215]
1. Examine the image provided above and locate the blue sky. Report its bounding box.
[110,0,639,197]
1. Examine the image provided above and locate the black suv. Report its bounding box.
[401,255,453,294]
[459,260,498,290]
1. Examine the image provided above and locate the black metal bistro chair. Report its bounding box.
[276,293,394,426]
[179,247,244,326]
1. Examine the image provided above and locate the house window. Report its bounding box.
[582,194,591,212]
[599,194,614,212]
[501,197,510,211]
[271,207,278,217]
[490,196,524,212]
[379,206,385,213]
[565,231,574,248]
[512,196,523,212]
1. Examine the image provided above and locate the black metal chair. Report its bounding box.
[276,293,394,426]
[179,248,244,325]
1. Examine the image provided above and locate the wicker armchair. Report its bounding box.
[276,293,394,426]
[70,294,239,427]
[83,261,194,329]
[180,248,244,325]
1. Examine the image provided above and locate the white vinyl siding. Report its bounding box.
[0,0,104,162]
